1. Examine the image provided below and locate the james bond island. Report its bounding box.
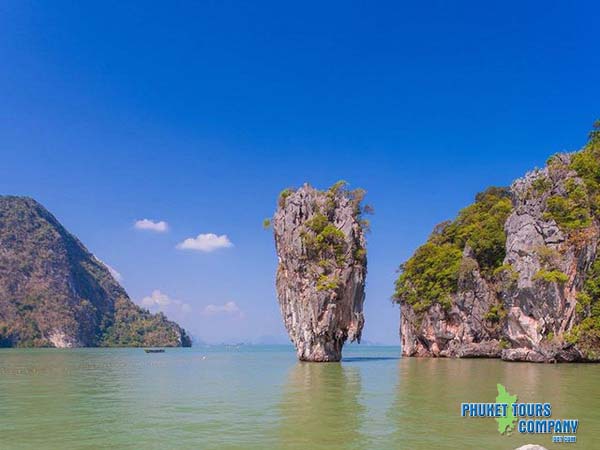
[0,196,190,348]
[4,4,600,448]
[270,181,370,362]
[395,123,600,362]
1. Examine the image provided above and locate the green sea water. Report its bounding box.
[1,345,598,449]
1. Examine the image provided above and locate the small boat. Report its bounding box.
[144,348,165,353]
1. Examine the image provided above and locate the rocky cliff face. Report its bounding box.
[397,124,600,362]
[0,196,191,348]
[272,182,368,361]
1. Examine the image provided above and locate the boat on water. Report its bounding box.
[144,349,165,353]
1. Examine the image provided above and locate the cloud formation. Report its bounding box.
[134,219,169,232]
[140,290,192,314]
[202,301,243,318]
[176,233,233,252]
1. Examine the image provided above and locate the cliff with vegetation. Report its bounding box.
[395,122,600,362]
[271,181,370,361]
[0,196,191,348]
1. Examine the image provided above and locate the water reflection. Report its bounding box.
[342,356,399,363]
[389,358,600,450]
[2,348,598,449]
[277,362,365,449]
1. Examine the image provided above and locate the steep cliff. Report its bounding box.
[396,123,600,362]
[272,182,369,361]
[0,196,191,348]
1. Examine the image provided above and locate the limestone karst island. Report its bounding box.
[0,196,190,348]
[396,124,600,363]
[269,182,369,362]
[3,2,600,449]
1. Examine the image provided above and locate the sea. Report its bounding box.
[1,345,598,449]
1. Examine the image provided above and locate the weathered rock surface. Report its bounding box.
[500,155,599,361]
[0,196,191,348]
[401,245,502,358]
[398,128,600,362]
[272,183,367,361]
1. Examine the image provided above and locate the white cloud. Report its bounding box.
[202,301,244,318]
[140,290,192,314]
[94,256,123,282]
[176,233,233,252]
[134,219,169,232]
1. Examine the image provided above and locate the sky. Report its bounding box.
[1,1,599,344]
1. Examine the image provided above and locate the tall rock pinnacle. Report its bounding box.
[271,182,369,362]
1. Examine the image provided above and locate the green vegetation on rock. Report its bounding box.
[492,263,519,282]
[316,274,340,292]
[544,179,592,230]
[534,245,561,269]
[484,303,507,323]
[278,188,295,207]
[99,298,189,347]
[441,187,513,271]
[571,122,600,220]
[532,269,568,284]
[544,121,600,232]
[394,242,462,312]
[499,338,511,349]
[566,257,600,355]
[302,215,347,265]
[531,245,568,284]
[296,181,371,292]
[394,187,512,312]
[532,176,552,194]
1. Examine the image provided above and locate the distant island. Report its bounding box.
[0,196,190,348]
[395,121,600,362]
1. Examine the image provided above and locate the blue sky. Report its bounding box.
[1,1,599,344]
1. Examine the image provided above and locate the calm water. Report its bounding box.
[1,345,598,449]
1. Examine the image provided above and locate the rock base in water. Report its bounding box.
[297,338,343,362]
